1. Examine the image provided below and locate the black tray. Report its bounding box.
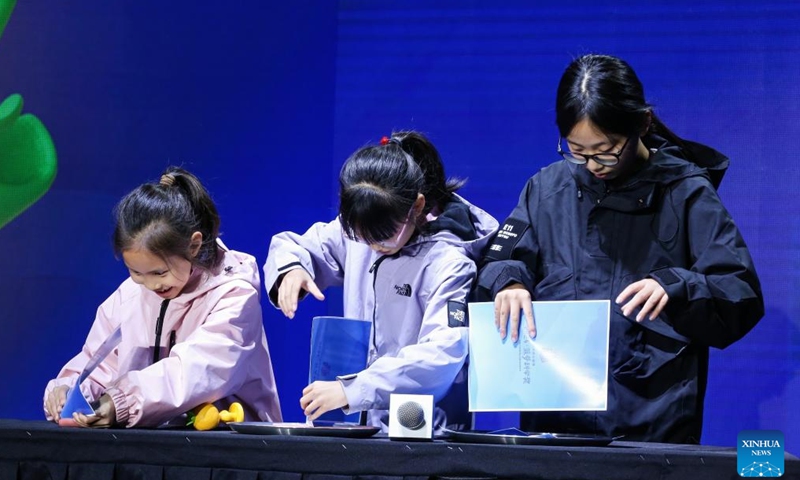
[442,428,614,446]
[229,422,380,438]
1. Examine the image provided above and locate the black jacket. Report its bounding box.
[474,137,763,443]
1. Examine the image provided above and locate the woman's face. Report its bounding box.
[565,118,641,182]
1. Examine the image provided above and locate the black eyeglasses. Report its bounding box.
[557,135,631,167]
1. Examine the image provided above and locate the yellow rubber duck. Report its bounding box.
[188,402,244,431]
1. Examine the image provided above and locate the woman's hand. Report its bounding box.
[300,380,347,422]
[494,283,535,342]
[616,278,669,322]
[44,385,69,422]
[277,269,325,319]
[72,393,117,428]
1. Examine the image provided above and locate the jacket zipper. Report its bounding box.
[152,298,171,364]
[368,255,392,352]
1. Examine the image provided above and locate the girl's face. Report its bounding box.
[366,214,416,256]
[358,194,424,256]
[123,248,194,299]
[122,232,202,299]
[565,118,643,182]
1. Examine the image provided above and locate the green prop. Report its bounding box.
[0,0,58,229]
[0,0,13,38]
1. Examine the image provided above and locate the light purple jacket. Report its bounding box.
[44,243,282,427]
[264,195,498,431]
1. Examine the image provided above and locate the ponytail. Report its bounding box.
[390,131,465,212]
[113,166,222,270]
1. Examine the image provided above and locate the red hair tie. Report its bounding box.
[380,136,390,145]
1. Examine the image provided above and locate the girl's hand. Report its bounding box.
[278,269,325,319]
[616,278,669,322]
[73,393,116,428]
[300,380,347,422]
[44,385,69,422]
[494,283,535,342]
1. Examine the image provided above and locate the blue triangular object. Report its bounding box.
[61,386,95,418]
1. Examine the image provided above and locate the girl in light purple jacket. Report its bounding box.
[265,132,498,432]
[44,167,282,428]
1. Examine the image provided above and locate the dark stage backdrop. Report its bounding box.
[1,0,797,452]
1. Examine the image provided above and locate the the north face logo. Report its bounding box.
[394,284,412,297]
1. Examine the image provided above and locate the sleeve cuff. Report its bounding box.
[105,386,130,426]
[338,375,369,414]
[493,268,531,298]
[268,264,307,305]
[649,267,687,318]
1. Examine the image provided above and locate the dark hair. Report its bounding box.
[113,166,222,270]
[556,54,686,149]
[338,131,465,244]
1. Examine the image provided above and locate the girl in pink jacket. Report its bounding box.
[44,167,282,428]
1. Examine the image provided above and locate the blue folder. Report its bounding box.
[308,316,371,423]
[468,300,610,412]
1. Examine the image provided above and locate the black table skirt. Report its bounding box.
[1,419,797,480]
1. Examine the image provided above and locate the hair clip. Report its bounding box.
[159,174,176,187]
[380,136,403,147]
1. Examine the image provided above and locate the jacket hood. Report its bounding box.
[414,193,499,260]
[163,239,261,306]
[643,135,730,189]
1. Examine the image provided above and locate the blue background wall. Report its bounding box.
[1,1,797,452]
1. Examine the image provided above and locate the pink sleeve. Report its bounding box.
[42,288,122,420]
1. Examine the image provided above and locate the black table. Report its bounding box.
[1,419,797,479]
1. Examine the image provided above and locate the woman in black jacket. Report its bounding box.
[475,54,764,443]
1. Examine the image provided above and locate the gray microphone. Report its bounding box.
[396,401,426,430]
[389,394,433,440]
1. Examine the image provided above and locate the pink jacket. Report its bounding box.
[44,244,282,427]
